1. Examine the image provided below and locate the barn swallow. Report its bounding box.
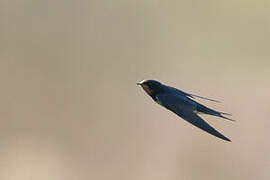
[137,79,233,142]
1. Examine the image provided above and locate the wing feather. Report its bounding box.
[156,94,230,141]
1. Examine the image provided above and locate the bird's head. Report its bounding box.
[137,80,164,98]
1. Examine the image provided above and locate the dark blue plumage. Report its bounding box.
[137,79,233,142]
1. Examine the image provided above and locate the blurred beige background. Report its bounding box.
[1,0,270,179]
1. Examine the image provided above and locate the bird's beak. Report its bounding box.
[136,82,141,86]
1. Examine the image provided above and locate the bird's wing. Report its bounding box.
[167,86,221,103]
[156,94,230,141]
[188,93,221,103]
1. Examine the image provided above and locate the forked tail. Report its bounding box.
[196,104,235,122]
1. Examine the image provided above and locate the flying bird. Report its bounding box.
[137,79,233,142]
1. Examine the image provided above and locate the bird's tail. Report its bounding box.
[196,104,235,122]
[219,113,235,122]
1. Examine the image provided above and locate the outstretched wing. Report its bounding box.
[167,86,221,103]
[156,93,230,142]
[178,110,230,141]
[188,93,221,103]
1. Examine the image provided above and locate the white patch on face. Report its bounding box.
[139,79,147,84]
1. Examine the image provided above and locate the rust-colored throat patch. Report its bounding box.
[141,84,153,95]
